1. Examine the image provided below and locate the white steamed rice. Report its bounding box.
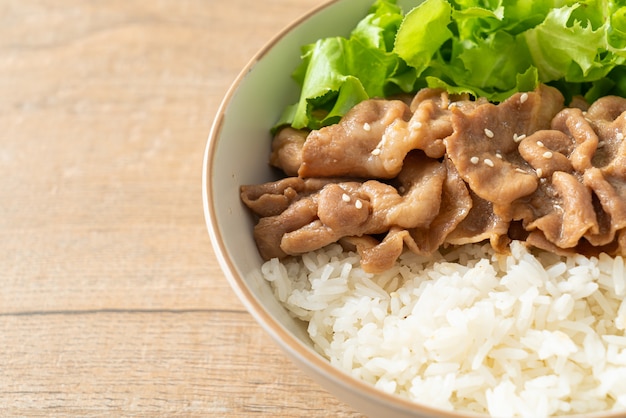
[261,241,626,417]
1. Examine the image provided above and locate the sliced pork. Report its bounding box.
[242,85,626,272]
[297,99,412,178]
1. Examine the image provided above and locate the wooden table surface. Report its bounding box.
[0,1,363,416]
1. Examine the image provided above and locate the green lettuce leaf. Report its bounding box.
[393,0,453,75]
[523,5,612,82]
[276,0,626,131]
[452,31,533,93]
[282,0,408,131]
[351,0,404,51]
[608,5,626,53]
[426,66,539,102]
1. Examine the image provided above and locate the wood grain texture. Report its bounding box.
[0,0,363,415]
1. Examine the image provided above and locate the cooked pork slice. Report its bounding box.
[586,95,626,122]
[298,99,412,178]
[344,89,470,176]
[517,130,574,178]
[525,230,578,257]
[598,128,626,179]
[297,89,481,179]
[269,127,307,176]
[445,92,545,210]
[550,108,600,172]
[406,158,472,255]
[526,171,598,249]
[586,96,626,176]
[241,177,339,217]
[382,152,446,228]
[583,168,626,246]
[254,197,320,260]
[582,96,626,245]
[444,190,510,251]
[340,228,411,273]
[405,88,473,158]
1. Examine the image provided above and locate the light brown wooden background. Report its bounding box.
[0,1,363,416]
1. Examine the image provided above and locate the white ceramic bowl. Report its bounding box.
[202,1,624,417]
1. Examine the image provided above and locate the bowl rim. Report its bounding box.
[201,1,626,417]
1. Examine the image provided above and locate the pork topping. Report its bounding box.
[243,85,626,272]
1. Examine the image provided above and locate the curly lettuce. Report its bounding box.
[277,0,626,131]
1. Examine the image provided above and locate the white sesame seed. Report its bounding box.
[520,92,528,103]
[371,148,381,156]
[355,199,363,209]
[341,193,351,203]
[517,134,526,141]
[484,158,495,167]
[516,168,526,174]
[543,151,553,159]
[536,141,544,147]
[470,156,479,165]
[484,128,494,138]
[495,153,503,159]
[536,168,543,177]
[617,132,624,141]
[513,133,526,143]
[363,122,371,132]
[598,141,606,148]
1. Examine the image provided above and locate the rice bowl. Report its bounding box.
[202,0,626,416]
